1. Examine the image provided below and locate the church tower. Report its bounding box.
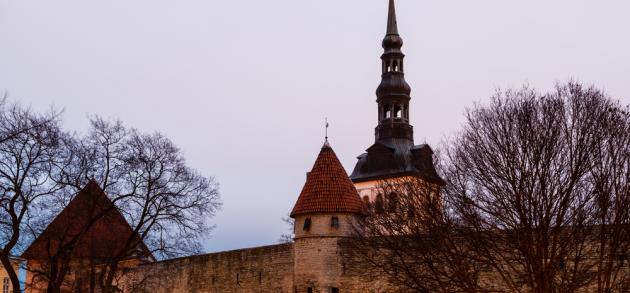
[291,141,366,293]
[350,0,443,200]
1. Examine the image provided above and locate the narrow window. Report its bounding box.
[307,288,313,293]
[385,110,391,119]
[3,278,9,293]
[331,216,339,228]
[388,193,399,212]
[259,272,262,283]
[303,218,312,231]
[236,273,240,284]
[375,194,385,214]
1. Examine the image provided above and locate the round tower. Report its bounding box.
[290,141,366,293]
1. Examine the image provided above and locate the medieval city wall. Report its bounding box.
[131,243,294,293]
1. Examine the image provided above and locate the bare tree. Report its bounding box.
[0,98,63,293]
[350,82,630,293]
[347,177,484,293]
[278,214,295,243]
[442,82,630,292]
[25,117,221,293]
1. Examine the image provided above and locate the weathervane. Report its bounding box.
[325,117,329,142]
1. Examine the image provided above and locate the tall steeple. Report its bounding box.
[350,1,443,185]
[375,0,413,145]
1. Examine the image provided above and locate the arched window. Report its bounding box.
[394,105,402,118]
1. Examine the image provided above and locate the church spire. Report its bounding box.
[351,1,444,185]
[387,0,399,35]
[375,0,413,145]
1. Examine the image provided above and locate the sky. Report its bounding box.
[1,0,629,253]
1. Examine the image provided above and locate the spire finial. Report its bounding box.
[325,117,329,142]
[387,0,399,35]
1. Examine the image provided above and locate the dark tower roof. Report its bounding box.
[22,181,153,261]
[291,142,366,218]
[350,0,444,185]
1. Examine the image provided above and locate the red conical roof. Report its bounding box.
[290,142,366,217]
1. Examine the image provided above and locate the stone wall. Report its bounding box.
[130,243,294,293]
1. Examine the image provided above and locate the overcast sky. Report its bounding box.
[1,0,629,253]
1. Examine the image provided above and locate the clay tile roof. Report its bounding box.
[22,180,152,261]
[290,142,366,218]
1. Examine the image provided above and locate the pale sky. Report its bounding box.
[1,0,629,253]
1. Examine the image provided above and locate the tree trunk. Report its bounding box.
[0,255,21,293]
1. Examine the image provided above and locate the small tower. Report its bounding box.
[291,141,366,293]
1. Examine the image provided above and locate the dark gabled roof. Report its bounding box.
[290,142,367,218]
[350,140,445,185]
[22,181,152,261]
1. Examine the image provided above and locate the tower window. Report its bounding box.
[394,105,402,118]
[331,216,339,228]
[303,218,312,231]
[385,110,391,119]
[388,193,399,212]
[375,194,385,214]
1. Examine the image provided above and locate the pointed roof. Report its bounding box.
[291,142,366,218]
[387,0,399,35]
[22,181,152,261]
